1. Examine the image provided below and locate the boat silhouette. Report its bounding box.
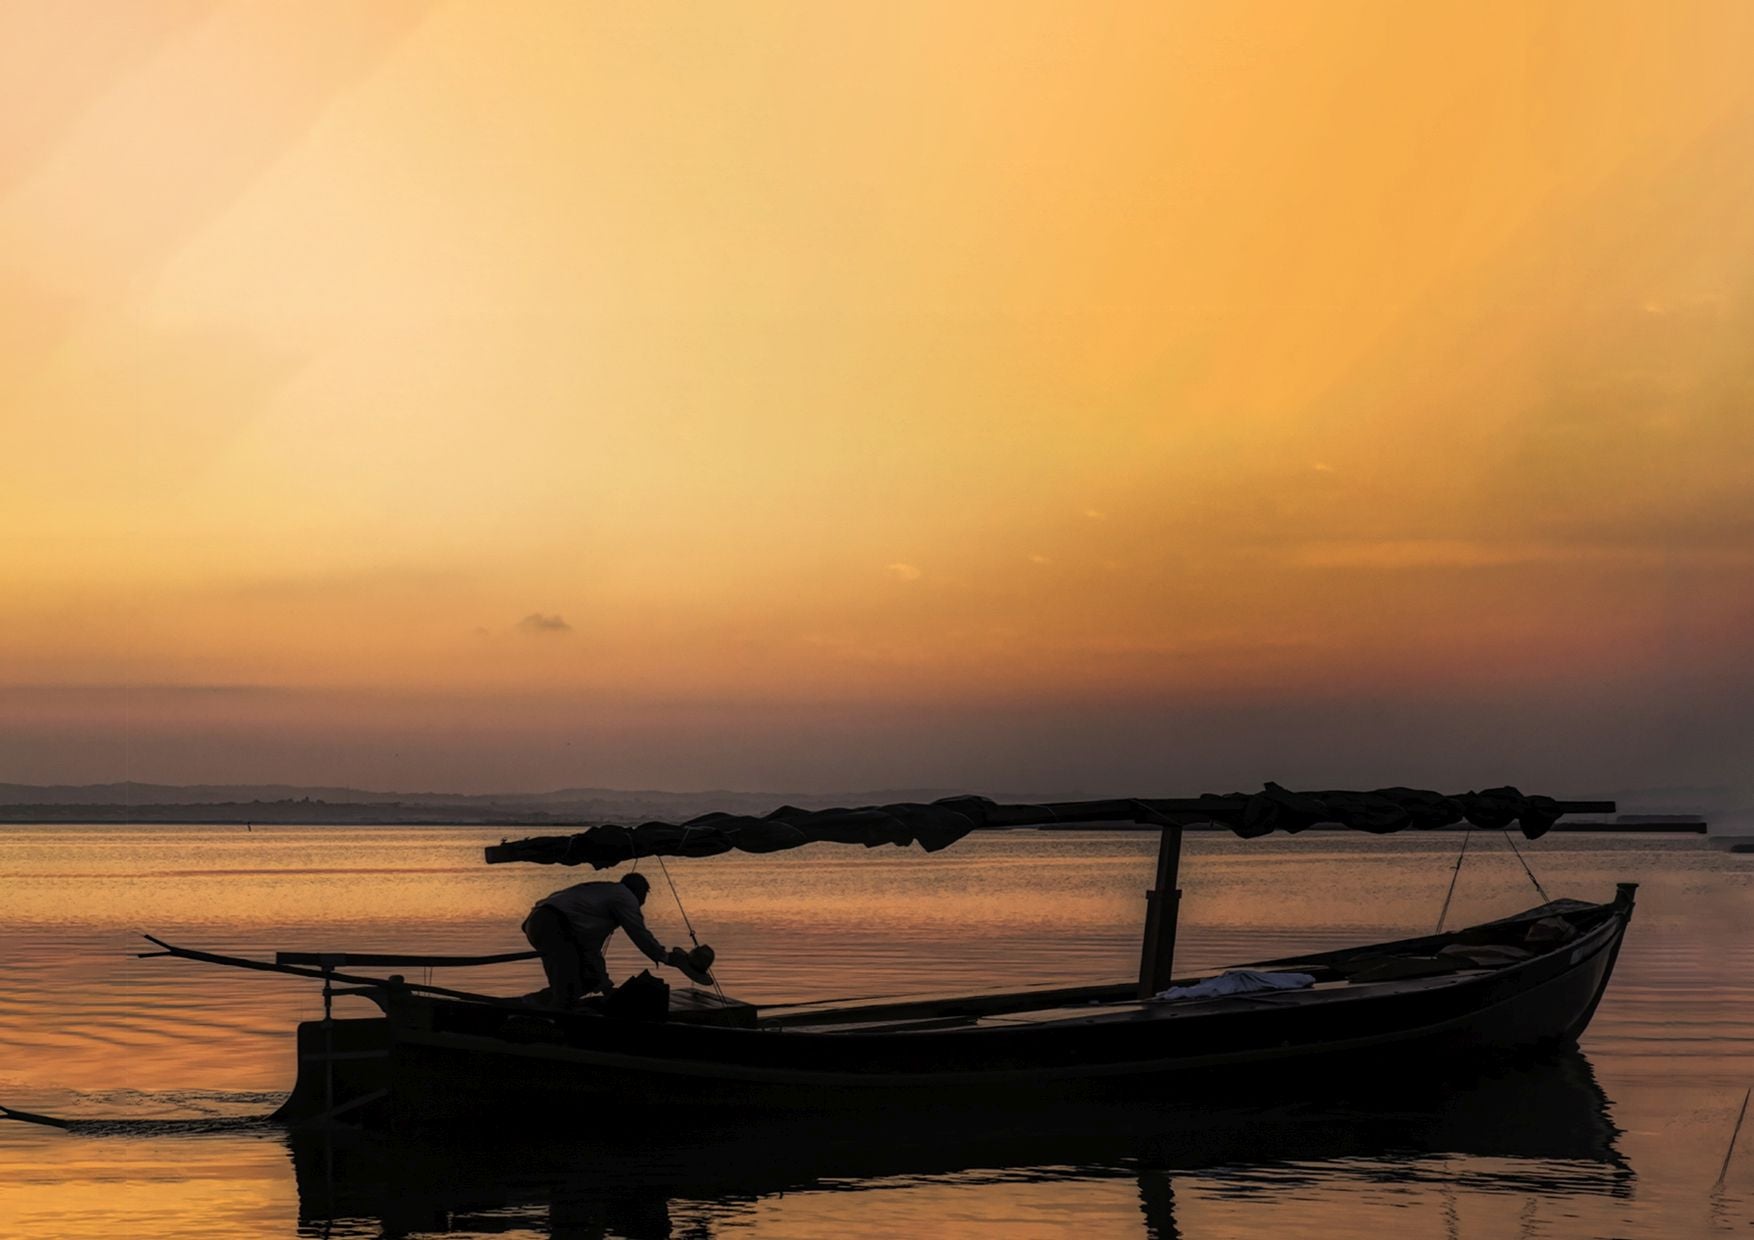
[134,787,1636,1130]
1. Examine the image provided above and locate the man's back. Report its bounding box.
[536,880,664,961]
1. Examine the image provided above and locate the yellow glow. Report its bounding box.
[4,2,1753,789]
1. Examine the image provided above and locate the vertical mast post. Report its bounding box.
[1137,824,1184,998]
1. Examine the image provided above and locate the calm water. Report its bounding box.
[1,825,1751,1238]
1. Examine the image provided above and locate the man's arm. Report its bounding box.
[612,891,670,965]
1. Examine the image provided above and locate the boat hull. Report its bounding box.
[280,886,1635,1128]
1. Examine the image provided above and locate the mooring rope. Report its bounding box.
[1499,829,1552,904]
[0,1102,71,1129]
[1714,1086,1751,1191]
[1435,829,1472,934]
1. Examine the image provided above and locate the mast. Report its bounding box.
[1137,825,1184,998]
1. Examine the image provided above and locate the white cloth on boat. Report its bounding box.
[1152,969,1318,1002]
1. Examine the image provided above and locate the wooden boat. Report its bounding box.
[139,784,1633,1130]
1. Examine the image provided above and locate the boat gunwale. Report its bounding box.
[380,905,1628,1089]
[753,895,1619,1030]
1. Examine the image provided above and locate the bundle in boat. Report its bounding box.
[485,784,1594,868]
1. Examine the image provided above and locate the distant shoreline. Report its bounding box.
[0,806,1707,832]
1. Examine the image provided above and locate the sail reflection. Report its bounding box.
[289,1050,1631,1239]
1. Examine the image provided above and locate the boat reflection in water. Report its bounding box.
[288,1050,1631,1239]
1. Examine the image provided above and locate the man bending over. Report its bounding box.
[523,872,674,1007]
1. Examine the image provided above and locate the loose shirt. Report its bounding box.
[534,881,669,967]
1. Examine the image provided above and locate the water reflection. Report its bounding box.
[288,1051,1630,1239]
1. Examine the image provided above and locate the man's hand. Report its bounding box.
[666,944,717,985]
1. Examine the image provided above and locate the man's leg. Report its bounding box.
[578,947,613,998]
[523,906,584,1006]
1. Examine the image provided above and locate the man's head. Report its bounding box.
[620,872,651,904]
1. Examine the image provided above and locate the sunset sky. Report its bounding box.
[4,2,1753,798]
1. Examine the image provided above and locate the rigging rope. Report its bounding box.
[1435,829,1471,934]
[655,852,727,1002]
[655,853,698,945]
[1499,829,1552,904]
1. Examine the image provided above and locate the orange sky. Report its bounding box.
[3,2,1753,796]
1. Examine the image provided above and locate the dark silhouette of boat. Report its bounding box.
[136,785,1634,1131]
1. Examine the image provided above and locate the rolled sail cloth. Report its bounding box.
[483,784,1583,867]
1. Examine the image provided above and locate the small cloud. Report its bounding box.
[1029,553,1051,565]
[1641,293,1725,318]
[885,563,922,582]
[516,613,572,635]
[1083,509,1107,520]
[1311,461,1334,472]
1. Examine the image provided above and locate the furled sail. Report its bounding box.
[483,784,1609,868]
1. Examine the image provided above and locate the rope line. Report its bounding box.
[655,853,699,945]
[655,851,727,1002]
[1714,1086,1751,1191]
[1435,829,1471,934]
[1499,829,1551,904]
